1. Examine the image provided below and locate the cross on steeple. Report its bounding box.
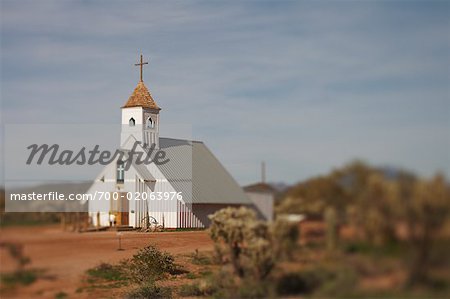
[135,54,149,82]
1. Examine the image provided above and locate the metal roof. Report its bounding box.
[159,138,252,205]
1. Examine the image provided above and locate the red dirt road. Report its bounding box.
[0,225,213,298]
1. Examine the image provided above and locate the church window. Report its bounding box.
[129,117,135,126]
[147,117,154,129]
[117,161,125,183]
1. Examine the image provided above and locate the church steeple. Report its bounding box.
[120,54,161,149]
[122,54,160,109]
[122,81,160,110]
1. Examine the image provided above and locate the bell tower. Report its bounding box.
[120,55,161,149]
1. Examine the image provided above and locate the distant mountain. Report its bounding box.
[268,182,291,193]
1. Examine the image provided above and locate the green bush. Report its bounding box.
[276,266,359,297]
[86,263,126,281]
[238,278,271,298]
[185,272,198,279]
[316,266,358,296]
[54,291,68,299]
[126,282,172,299]
[276,267,342,296]
[276,271,320,296]
[178,283,202,297]
[0,242,31,271]
[1,270,37,287]
[191,249,212,265]
[188,269,236,297]
[126,245,176,283]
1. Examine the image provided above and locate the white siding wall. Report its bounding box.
[87,157,179,227]
[246,192,274,222]
[121,107,144,149]
[178,201,205,228]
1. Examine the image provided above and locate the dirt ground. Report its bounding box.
[0,225,213,299]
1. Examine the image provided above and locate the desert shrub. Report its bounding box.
[344,240,406,258]
[212,243,226,265]
[178,283,202,297]
[344,241,373,255]
[276,269,326,296]
[237,278,272,298]
[276,272,312,295]
[324,206,338,251]
[1,269,38,287]
[0,243,40,289]
[315,266,358,296]
[185,272,197,279]
[125,245,176,283]
[405,174,450,286]
[270,218,299,260]
[276,266,354,296]
[126,282,172,299]
[195,269,236,297]
[0,212,60,227]
[54,291,68,299]
[191,249,212,265]
[0,242,30,271]
[86,263,126,281]
[199,270,213,277]
[355,174,401,246]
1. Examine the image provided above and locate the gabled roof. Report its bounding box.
[88,136,251,206]
[122,81,160,110]
[158,138,252,205]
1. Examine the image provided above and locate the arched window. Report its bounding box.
[147,117,154,129]
[129,117,135,127]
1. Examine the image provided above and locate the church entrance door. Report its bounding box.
[110,192,129,226]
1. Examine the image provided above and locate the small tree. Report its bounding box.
[405,174,450,286]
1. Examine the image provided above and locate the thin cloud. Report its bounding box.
[1,1,449,184]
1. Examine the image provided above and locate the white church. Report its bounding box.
[87,56,273,229]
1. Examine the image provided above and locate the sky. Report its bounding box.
[1,0,449,185]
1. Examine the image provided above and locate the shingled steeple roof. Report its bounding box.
[122,81,160,110]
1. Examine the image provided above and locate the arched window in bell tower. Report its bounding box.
[146,117,154,129]
[129,117,135,127]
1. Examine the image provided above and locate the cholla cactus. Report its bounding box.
[244,220,275,280]
[270,218,299,260]
[209,206,299,281]
[324,206,338,251]
[209,207,257,277]
[358,173,400,245]
[406,174,450,285]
